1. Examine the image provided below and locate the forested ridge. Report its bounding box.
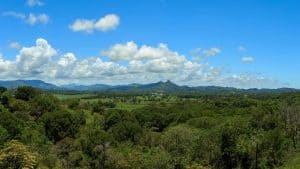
[0,86,300,169]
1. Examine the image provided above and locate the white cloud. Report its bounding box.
[191,56,203,62]
[16,38,57,75]
[241,56,254,63]
[69,19,95,33]
[191,47,221,58]
[190,48,202,56]
[94,14,120,32]
[58,53,77,67]
[202,47,221,57]
[102,41,187,73]
[69,14,120,33]
[0,38,280,88]
[102,41,185,62]
[221,74,278,88]
[2,11,25,19]
[102,41,138,60]
[8,42,22,50]
[27,13,49,25]
[2,11,49,25]
[27,0,44,7]
[0,53,14,75]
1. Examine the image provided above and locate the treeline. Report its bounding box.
[0,86,300,169]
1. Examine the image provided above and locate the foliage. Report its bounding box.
[41,110,83,142]
[15,86,41,101]
[0,86,299,168]
[0,140,40,169]
[30,94,60,118]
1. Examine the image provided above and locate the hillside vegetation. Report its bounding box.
[0,86,300,169]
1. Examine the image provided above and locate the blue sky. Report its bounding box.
[0,0,299,88]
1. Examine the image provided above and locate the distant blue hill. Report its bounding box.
[0,80,59,90]
[60,84,111,91]
[0,79,298,94]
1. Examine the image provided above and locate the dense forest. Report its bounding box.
[0,86,300,169]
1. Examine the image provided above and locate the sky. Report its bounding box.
[0,0,299,88]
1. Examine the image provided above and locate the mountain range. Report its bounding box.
[0,80,298,94]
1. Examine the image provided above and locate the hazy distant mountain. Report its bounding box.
[107,80,187,92]
[0,80,298,94]
[60,84,111,91]
[0,80,59,90]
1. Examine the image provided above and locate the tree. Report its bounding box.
[143,148,172,169]
[0,140,40,169]
[41,110,82,142]
[0,125,9,145]
[78,125,111,156]
[30,94,60,118]
[192,130,219,167]
[282,105,300,149]
[92,100,105,113]
[0,108,24,138]
[77,116,112,169]
[219,119,249,169]
[0,86,7,94]
[105,111,122,130]
[20,123,52,156]
[15,86,41,101]
[0,91,11,107]
[104,146,172,169]
[264,128,289,168]
[9,98,30,112]
[135,108,168,131]
[162,125,198,169]
[65,98,80,109]
[110,120,143,142]
[53,137,82,169]
[91,143,110,169]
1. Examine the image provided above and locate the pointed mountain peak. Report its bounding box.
[165,80,174,84]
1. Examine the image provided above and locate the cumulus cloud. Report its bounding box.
[69,14,120,33]
[2,11,49,25]
[27,0,44,7]
[8,42,22,50]
[0,38,279,88]
[0,53,14,76]
[69,19,95,33]
[94,14,120,32]
[102,41,185,61]
[241,56,254,63]
[16,38,57,75]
